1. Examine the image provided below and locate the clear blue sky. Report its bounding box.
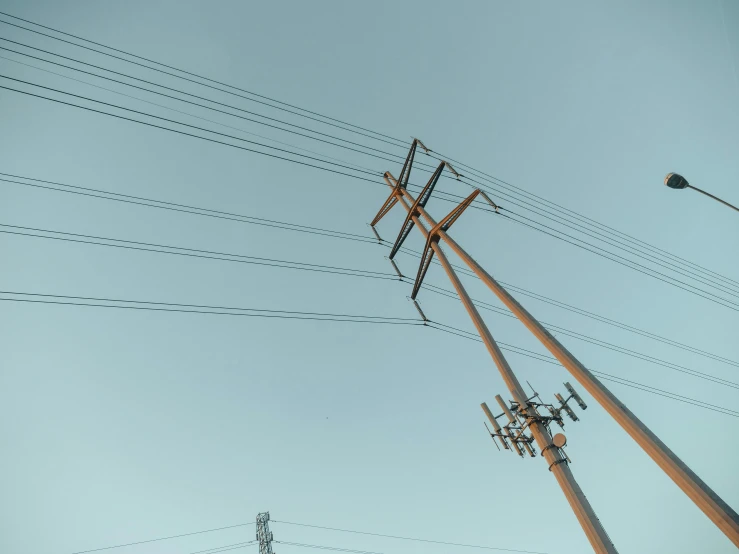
[1,1,738,553]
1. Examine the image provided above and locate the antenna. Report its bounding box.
[555,392,579,421]
[481,402,510,450]
[565,382,588,410]
[495,394,516,423]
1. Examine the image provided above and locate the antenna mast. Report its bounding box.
[256,512,275,554]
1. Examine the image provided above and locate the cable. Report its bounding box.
[67,522,254,554]
[4,287,734,416]
[393,246,739,367]
[187,543,257,554]
[418,281,739,389]
[0,18,407,149]
[496,212,739,311]
[3,15,735,293]
[0,78,482,212]
[0,40,408,169]
[277,542,386,554]
[0,175,380,245]
[0,224,399,281]
[272,521,549,554]
[0,291,421,324]
[4,48,735,304]
[454,174,739,298]
[0,54,380,176]
[433,150,739,290]
[0,10,408,147]
[426,323,739,418]
[456,173,739,298]
[7,220,735,391]
[5,170,736,369]
[0,73,382,178]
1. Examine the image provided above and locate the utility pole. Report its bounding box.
[371,140,618,554]
[373,140,739,549]
[256,512,275,554]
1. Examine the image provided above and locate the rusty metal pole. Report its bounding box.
[389,184,618,554]
[387,174,739,548]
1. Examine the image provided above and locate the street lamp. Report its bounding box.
[664,173,739,213]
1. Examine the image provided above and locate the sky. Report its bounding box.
[0,1,738,554]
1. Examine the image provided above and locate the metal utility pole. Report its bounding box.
[373,140,739,548]
[256,512,275,554]
[371,141,618,554]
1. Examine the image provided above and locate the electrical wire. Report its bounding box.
[6,219,734,390]
[0,223,399,281]
[454,173,739,298]
[2,14,736,294]
[417,281,739,389]
[0,54,380,176]
[392,245,739,367]
[432,149,739,290]
[187,542,257,554]
[0,10,405,146]
[494,211,739,311]
[3,48,736,306]
[0,78,485,212]
[272,521,549,554]
[426,322,739,418]
[67,522,254,554]
[5,170,737,370]
[0,73,381,179]
[0,17,407,149]
[3,288,734,416]
[0,40,408,169]
[0,175,380,245]
[277,541,386,554]
[0,291,421,324]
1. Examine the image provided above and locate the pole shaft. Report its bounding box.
[687,185,739,213]
[392,187,617,553]
[393,184,739,547]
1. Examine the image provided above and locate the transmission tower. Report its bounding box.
[370,138,739,551]
[256,512,275,554]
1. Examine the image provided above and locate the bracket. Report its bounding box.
[410,189,481,299]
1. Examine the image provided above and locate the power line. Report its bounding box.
[418,281,739,390]
[434,150,739,291]
[0,224,399,281]
[454,174,739,298]
[4,35,736,299]
[494,211,739,311]
[0,53,380,176]
[393,245,739,367]
[0,175,380,245]
[272,521,549,554]
[4,55,735,306]
[67,522,255,554]
[426,322,739,418]
[188,543,257,554]
[0,39,409,168]
[0,291,421,325]
[3,12,735,294]
[6,219,735,391]
[4,288,732,417]
[0,78,484,212]
[277,541,386,554]
[6,68,736,310]
[6,170,736,369]
[0,73,382,178]
[0,17,406,149]
[0,10,405,147]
